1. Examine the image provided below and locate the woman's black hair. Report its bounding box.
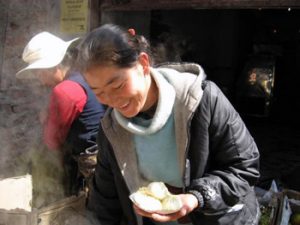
[76,24,152,71]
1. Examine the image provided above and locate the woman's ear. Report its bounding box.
[138,52,150,75]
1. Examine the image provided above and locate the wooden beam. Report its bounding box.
[100,0,300,11]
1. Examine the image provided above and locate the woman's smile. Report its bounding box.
[118,100,131,111]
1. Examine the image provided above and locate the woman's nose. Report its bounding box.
[104,95,121,108]
[98,93,113,106]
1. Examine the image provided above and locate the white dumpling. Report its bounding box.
[161,195,182,211]
[130,192,162,212]
[147,182,170,200]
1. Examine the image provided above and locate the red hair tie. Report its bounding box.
[128,28,136,36]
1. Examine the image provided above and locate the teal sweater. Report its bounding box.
[132,111,182,188]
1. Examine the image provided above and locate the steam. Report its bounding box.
[0,80,105,224]
[45,210,102,225]
[0,82,66,206]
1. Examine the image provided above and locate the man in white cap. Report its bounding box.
[17,32,107,195]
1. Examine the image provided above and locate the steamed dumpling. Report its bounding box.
[161,195,183,212]
[130,191,162,212]
[147,182,170,200]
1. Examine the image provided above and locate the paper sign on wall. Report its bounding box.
[60,0,89,34]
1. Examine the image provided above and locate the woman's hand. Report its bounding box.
[133,193,198,223]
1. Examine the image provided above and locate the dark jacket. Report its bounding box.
[87,63,260,225]
[66,72,107,155]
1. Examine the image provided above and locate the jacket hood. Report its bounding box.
[157,62,207,78]
[156,62,206,113]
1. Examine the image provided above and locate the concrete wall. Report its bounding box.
[0,0,63,209]
[0,0,97,92]
[0,0,58,90]
[0,0,62,139]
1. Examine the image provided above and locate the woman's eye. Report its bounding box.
[94,90,104,98]
[97,93,107,102]
[114,83,124,89]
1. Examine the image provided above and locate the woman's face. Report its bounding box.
[85,55,155,118]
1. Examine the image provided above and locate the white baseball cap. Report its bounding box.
[16,32,79,79]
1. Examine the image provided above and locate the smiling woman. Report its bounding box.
[77,24,260,225]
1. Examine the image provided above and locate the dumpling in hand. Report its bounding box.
[147,182,170,200]
[130,191,162,212]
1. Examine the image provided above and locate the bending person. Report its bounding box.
[16,32,107,195]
